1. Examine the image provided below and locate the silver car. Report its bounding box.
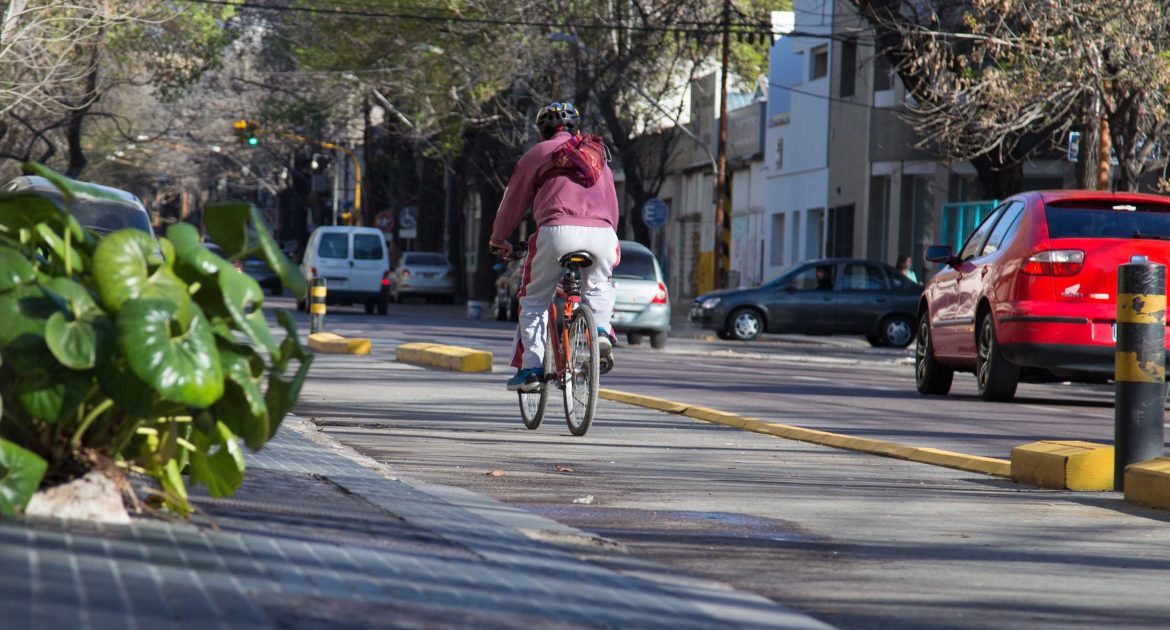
[612,240,671,348]
[5,175,153,236]
[390,251,456,304]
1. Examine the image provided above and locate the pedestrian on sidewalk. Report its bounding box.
[896,254,919,284]
[488,102,620,392]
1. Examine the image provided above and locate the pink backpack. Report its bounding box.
[540,134,607,188]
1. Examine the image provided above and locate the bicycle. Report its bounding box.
[500,242,603,436]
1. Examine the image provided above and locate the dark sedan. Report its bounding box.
[689,258,923,346]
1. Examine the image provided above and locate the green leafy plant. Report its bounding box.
[0,164,312,515]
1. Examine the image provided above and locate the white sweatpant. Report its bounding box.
[512,225,619,370]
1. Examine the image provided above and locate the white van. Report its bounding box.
[298,226,390,315]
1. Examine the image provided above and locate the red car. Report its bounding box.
[916,190,1170,402]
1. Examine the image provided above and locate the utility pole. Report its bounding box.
[713,0,732,290]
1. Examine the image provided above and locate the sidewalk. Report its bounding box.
[0,416,828,629]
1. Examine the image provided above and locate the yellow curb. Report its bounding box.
[908,448,1011,477]
[682,406,751,427]
[1124,458,1170,509]
[1011,440,1114,491]
[308,332,371,355]
[395,342,492,372]
[601,388,1011,478]
[599,389,688,413]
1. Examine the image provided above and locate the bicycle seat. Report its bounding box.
[559,251,595,268]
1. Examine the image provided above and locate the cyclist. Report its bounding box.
[489,102,620,392]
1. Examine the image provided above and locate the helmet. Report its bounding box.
[535,102,580,138]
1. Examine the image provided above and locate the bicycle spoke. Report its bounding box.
[563,306,599,436]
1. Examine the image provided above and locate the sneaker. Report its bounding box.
[507,367,544,392]
[597,327,614,357]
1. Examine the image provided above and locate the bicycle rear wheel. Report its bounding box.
[518,324,553,429]
[562,305,599,436]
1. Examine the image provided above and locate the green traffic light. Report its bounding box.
[247,137,259,146]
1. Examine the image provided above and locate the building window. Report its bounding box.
[770,214,786,265]
[839,39,857,98]
[874,54,893,92]
[774,138,784,170]
[810,46,828,81]
[827,204,855,258]
[867,176,890,261]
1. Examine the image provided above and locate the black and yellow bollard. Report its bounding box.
[310,278,327,334]
[1114,256,1167,490]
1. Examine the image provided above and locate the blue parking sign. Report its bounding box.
[642,197,668,229]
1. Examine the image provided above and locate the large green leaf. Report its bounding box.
[0,191,70,233]
[273,309,308,371]
[96,357,156,419]
[168,222,276,355]
[264,353,313,440]
[9,345,90,422]
[0,284,55,351]
[42,278,113,370]
[168,222,228,278]
[0,248,36,292]
[215,341,269,450]
[0,440,47,516]
[187,421,245,497]
[251,207,307,300]
[203,202,252,258]
[118,299,224,408]
[93,229,187,314]
[35,223,84,274]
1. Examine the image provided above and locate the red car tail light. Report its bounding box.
[651,282,668,304]
[310,266,317,278]
[1021,250,1085,276]
[381,270,390,287]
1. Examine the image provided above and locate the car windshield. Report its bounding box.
[614,250,656,280]
[1046,201,1170,240]
[28,188,152,234]
[405,253,448,266]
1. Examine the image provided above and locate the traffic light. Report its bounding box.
[232,119,259,145]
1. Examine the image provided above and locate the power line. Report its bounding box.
[768,80,908,112]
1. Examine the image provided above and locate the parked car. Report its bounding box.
[389,251,456,304]
[242,256,282,295]
[5,175,153,236]
[690,258,921,346]
[917,190,1170,402]
[298,226,390,315]
[613,240,671,348]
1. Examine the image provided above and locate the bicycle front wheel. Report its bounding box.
[518,324,553,429]
[562,306,599,436]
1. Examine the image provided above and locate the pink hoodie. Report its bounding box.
[490,131,619,243]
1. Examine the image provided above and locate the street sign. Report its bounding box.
[374,210,395,234]
[399,206,418,239]
[642,197,668,229]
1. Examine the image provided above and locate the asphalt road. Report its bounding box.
[284,296,1134,460]
[282,297,1170,629]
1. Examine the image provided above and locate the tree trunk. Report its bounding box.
[64,41,102,178]
[1075,97,1100,189]
[473,177,502,301]
[1097,115,1112,191]
[970,156,1024,200]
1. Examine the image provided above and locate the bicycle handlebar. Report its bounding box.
[494,241,528,262]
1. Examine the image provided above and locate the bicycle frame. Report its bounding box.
[546,286,582,385]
